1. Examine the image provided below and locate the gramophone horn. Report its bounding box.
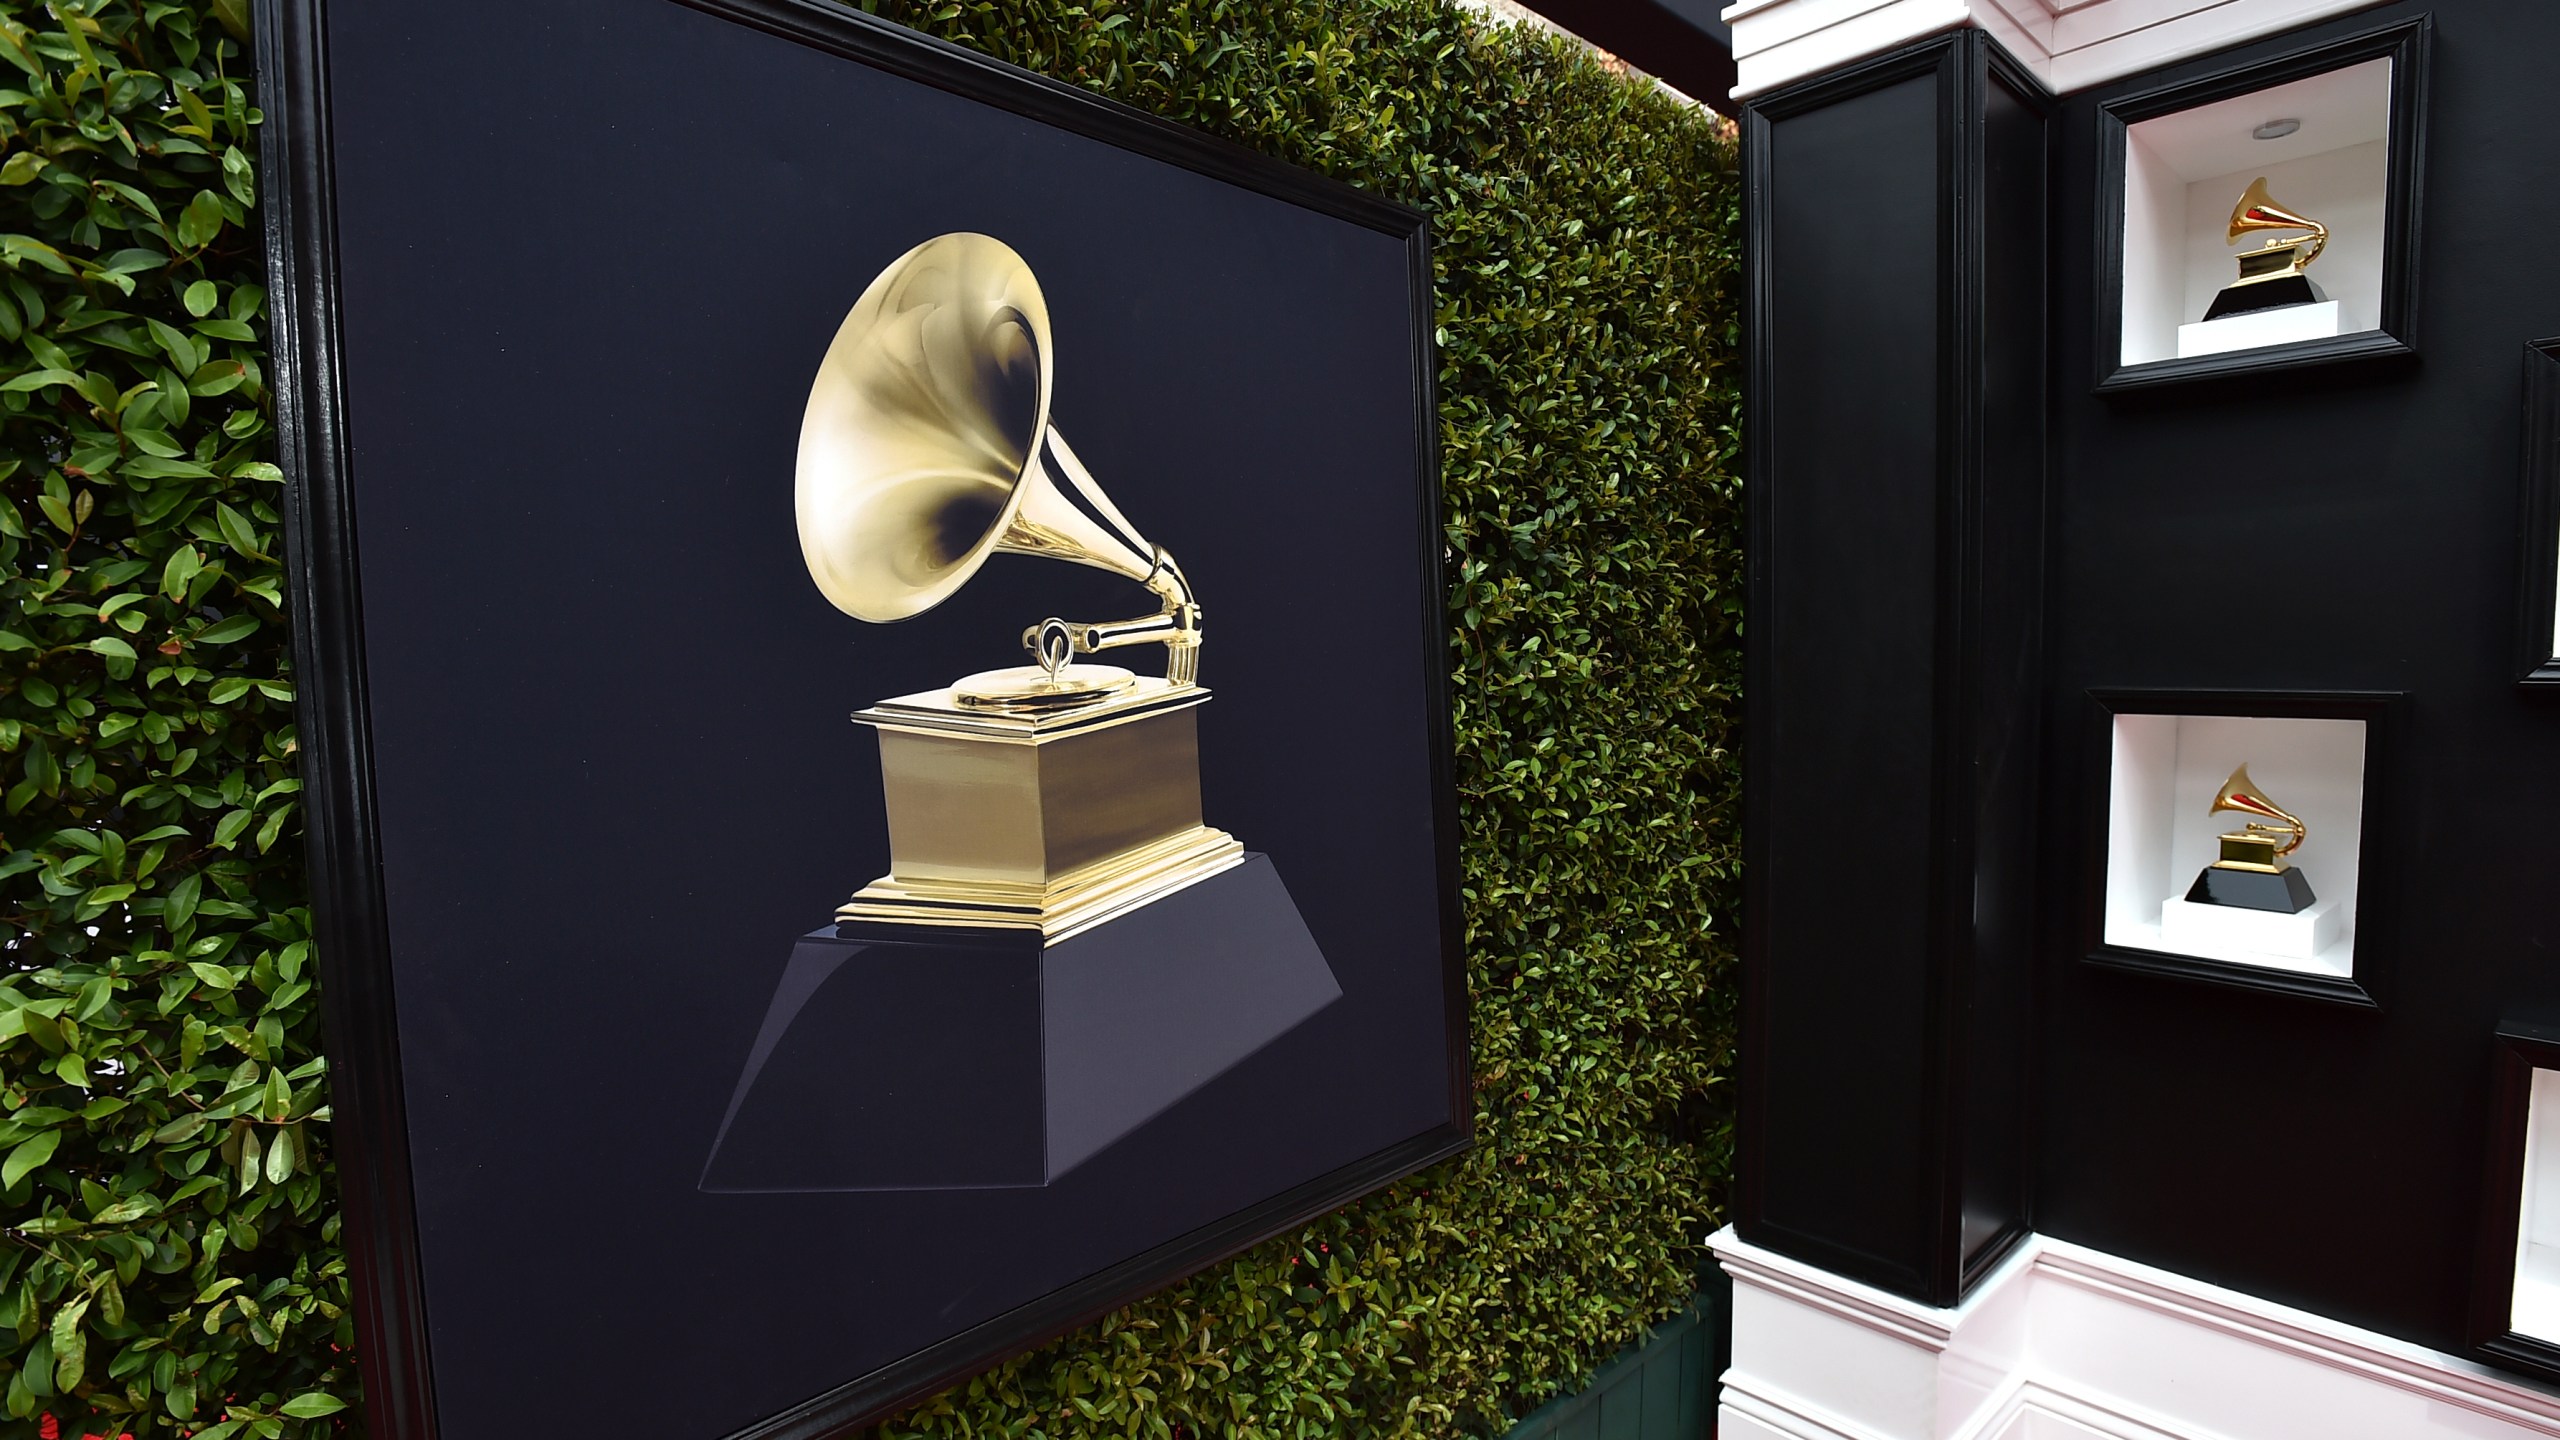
[795,232,1175,626]
[2209,762,2306,857]
[2226,176,2328,266]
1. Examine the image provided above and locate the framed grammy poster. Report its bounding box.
[255,0,1468,1435]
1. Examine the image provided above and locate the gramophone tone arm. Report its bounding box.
[2251,819,2307,858]
[1021,599,1203,682]
[1017,545,1204,686]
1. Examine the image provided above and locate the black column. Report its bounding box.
[1737,28,2048,1306]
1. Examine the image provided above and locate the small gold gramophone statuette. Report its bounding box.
[797,232,1243,939]
[2183,763,2317,914]
[2201,177,2330,322]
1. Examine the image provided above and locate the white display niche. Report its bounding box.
[2102,710,2367,982]
[2118,56,2392,369]
[2516,1068,2560,1346]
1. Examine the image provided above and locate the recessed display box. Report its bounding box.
[2094,17,2429,392]
[2514,339,2560,688]
[2084,690,2401,1007]
[2468,1025,2560,1384]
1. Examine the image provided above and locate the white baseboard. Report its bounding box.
[1711,1227,2560,1440]
[1722,0,2389,100]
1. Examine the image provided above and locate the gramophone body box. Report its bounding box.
[257,0,1467,1435]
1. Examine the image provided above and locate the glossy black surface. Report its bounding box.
[2201,277,2325,322]
[2183,863,2318,912]
[1740,31,2044,1307]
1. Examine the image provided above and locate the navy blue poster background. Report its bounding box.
[311,1,1456,1433]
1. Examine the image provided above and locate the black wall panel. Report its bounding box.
[1748,68,1944,1297]
[1958,61,2046,1281]
[1742,33,2044,1305]
[2036,0,2560,1357]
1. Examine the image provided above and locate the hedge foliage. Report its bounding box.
[0,0,1738,1437]
[0,2,350,1438]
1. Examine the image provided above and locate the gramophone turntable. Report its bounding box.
[703,233,1340,1192]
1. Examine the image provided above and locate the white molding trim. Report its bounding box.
[1722,0,2389,99]
[1712,1227,2560,1440]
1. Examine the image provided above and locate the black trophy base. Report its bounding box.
[700,853,1339,1192]
[2184,863,2317,914]
[2201,273,2328,321]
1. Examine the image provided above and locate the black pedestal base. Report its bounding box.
[2183,863,2317,914]
[2201,273,2327,321]
[701,853,1338,1192]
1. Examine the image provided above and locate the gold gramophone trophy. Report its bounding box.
[2201,177,2330,321]
[2183,763,2317,914]
[702,232,1341,1193]
[796,232,1243,939]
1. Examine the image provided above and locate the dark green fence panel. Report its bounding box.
[1506,1276,1729,1440]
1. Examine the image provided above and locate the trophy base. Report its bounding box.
[839,824,1245,939]
[702,853,1340,1192]
[2184,862,2318,914]
[849,677,1240,940]
[2202,272,2328,321]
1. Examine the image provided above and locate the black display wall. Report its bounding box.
[1743,0,2560,1360]
[2036,0,2560,1358]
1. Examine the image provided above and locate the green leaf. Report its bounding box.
[49,1293,87,1392]
[167,870,203,929]
[184,279,219,316]
[1,367,79,391]
[2,1128,59,1187]
[196,614,260,645]
[280,1393,347,1419]
[87,636,136,661]
[162,543,203,598]
[176,190,226,250]
[0,151,46,185]
[188,961,237,992]
[122,424,185,457]
[91,1195,156,1225]
[123,454,215,480]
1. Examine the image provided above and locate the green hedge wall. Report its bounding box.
[0,1,1740,1437]
[0,3,349,1439]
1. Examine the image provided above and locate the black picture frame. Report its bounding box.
[2078,688,2404,1009]
[2515,340,2560,688]
[2090,15,2432,394]
[252,1,1471,1437]
[2468,1022,2560,1383]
